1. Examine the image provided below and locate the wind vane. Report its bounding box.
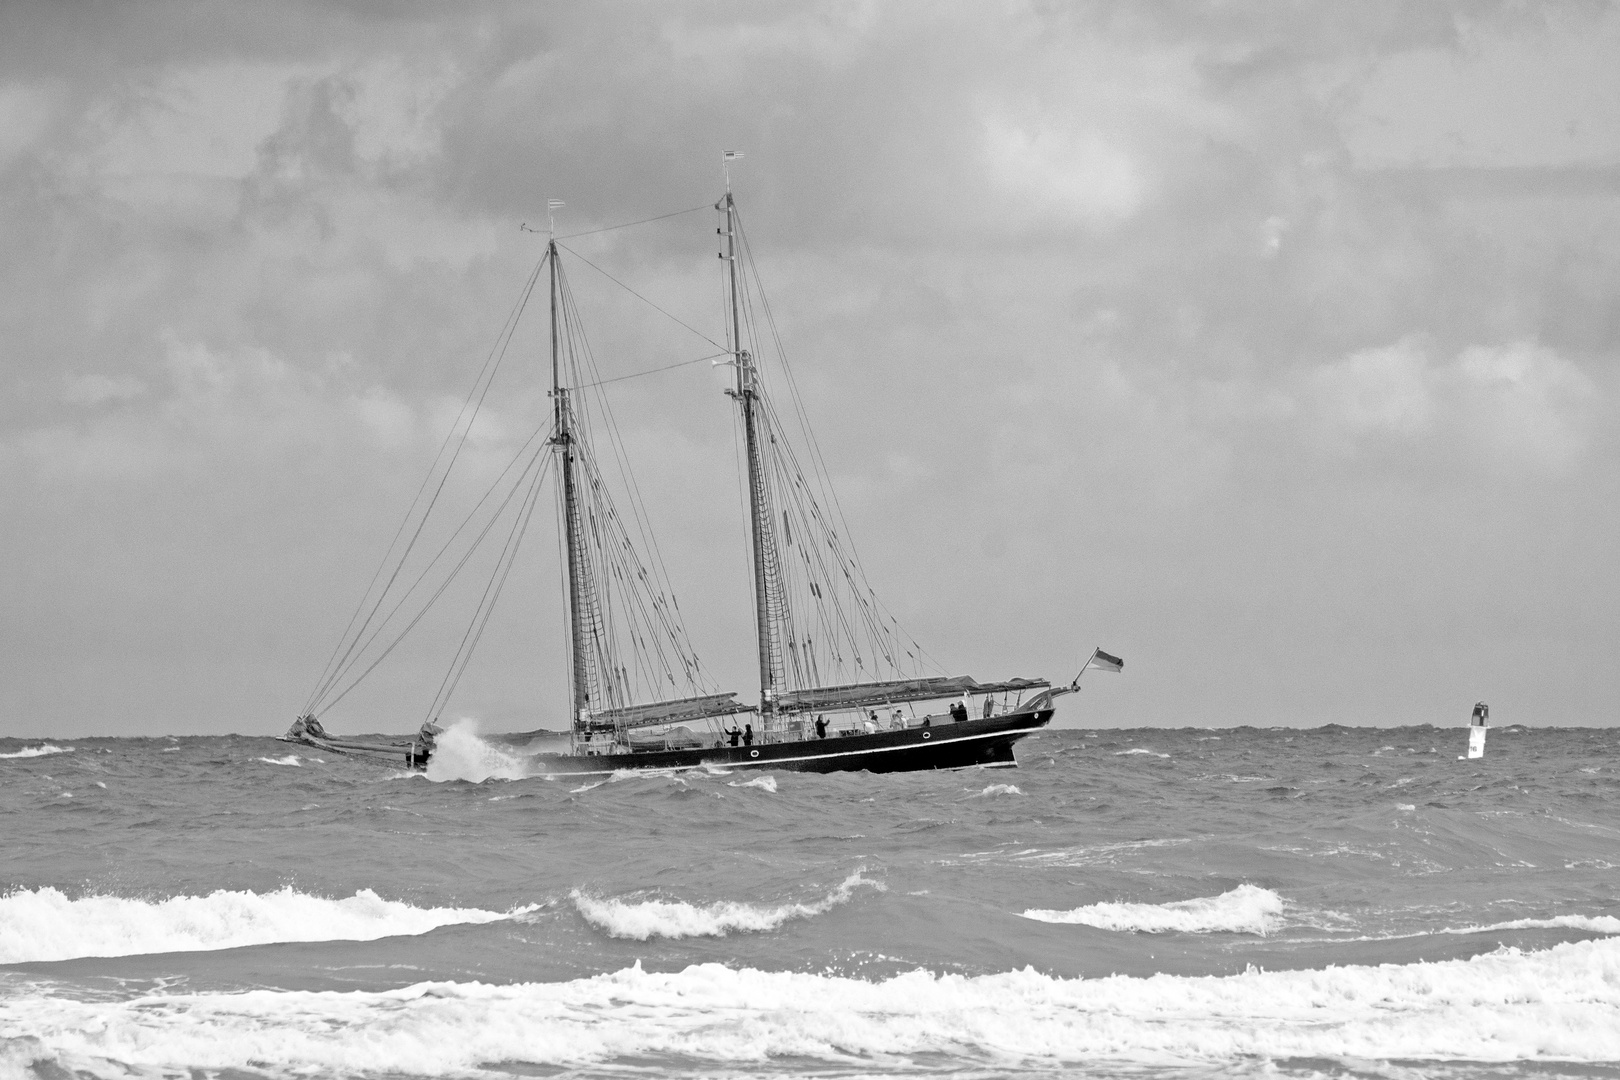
[723,150,744,191]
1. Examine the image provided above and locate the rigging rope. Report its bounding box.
[730,205,947,688]
[556,242,725,351]
[572,351,730,389]
[427,443,550,722]
[305,251,548,716]
[319,437,553,716]
[555,203,711,241]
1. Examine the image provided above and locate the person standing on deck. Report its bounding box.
[743,724,754,746]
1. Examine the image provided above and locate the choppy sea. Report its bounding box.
[2,723,1618,1079]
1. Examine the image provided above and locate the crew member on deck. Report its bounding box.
[743,724,754,746]
[814,715,828,739]
[726,726,741,747]
[949,701,968,723]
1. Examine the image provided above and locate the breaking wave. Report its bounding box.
[572,870,881,940]
[1447,914,1620,935]
[727,775,776,792]
[9,938,1620,1075]
[971,783,1023,797]
[0,887,536,963]
[256,755,302,766]
[0,744,72,759]
[1326,913,1620,944]
[421,720,532,783]
[1022,884,1286,935]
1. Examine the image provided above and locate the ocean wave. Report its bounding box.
[421,720,532,782]
[1475,914,1617,936]
[572,870,881,941]
[970,783,1022,797]
[1022,884,1286,935]
[1307,913,1620,945]
[0,887,535,963]
[727,775,777,792]
[1114,748,1169,758]
[256,755,301,766]
[9,938,1620,1075]
[0,744,72,759]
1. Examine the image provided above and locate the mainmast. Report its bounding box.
[721,183,783,726]
[548,219,593,748]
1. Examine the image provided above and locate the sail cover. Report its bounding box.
[777,676,1049,714]
[581,692,748,733]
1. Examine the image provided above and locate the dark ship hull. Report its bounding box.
[525,708,1054,777]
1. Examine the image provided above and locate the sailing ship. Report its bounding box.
[287,168,1120,775]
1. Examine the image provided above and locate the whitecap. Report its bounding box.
[11,940,1620,1074]
[1021,883,1286,935]
[0,744,72,759]
[256,755,301,766]
[1436,914,1620,937]
[573,869,882,941]
[1114,748,1169,758]
[727,775,776,793]
[0,887,538,964]
[970,783,1022,798]
[422,719,533,782]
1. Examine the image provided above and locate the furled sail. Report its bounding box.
[580,692,748,734]
[777,676,1050,714]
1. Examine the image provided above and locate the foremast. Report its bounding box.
[721,189,785,729]
[549,233,594,751]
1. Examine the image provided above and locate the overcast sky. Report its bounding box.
[2,1,1616,737]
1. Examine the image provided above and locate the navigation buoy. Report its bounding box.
[1460,701,1488,760]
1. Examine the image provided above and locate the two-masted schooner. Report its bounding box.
[287,168,1119,775]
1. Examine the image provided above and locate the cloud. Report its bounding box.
[62,373,147,407]
[982,120,1143,226]
[1342,5,1620,169]
[1307,337,1434,438]
[2,2,1619,733]
[1302,337,1599,469]
[0,81,58,171]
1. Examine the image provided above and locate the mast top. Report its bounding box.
[722,150,744,193]
[547,199,565,239]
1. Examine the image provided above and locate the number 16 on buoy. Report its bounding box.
[1460,701,1488,760]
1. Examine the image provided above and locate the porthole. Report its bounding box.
[750,749,759,758]
[921,731,931,740]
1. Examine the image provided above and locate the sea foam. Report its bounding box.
[421,719,532,782]
[8,938,1620,1076]
[0,887,534,964]
[1022,883,1286,935]
[0,744,72,759]
[971,783,1023,797]
[572,870,880,940]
